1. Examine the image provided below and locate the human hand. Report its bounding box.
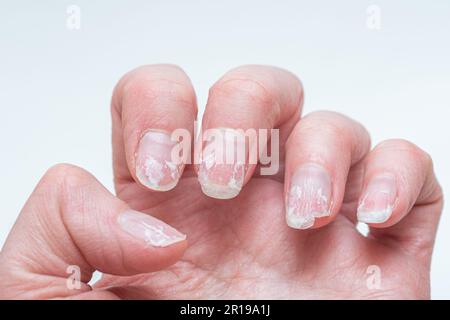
[0,65,443,299]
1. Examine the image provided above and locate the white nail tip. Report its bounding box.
[198,169,244,199]
[285,164,332,230]
[357,207,393,224]
[141,223,187,247]
[286,208,331,230]
[200,182,242,200]
[118,211,186,248]
[286,214,315,230]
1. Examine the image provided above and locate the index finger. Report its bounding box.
[111,64,197,193]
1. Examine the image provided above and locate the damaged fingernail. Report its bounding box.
[198,128,246,199]
[118,210,186,247]
[357,174,397,224]
[136,130,184,191]
[286,163,332,229]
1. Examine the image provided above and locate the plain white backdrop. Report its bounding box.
[1,0,449,298]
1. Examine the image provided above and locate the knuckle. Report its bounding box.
[26,164,91,223]
[122,64,187,85]
[38,164,97,220]
[207,65,303,125]
[292,111,371,161]
[210,76,274,110]
[148,63,185,73]
[40,163,92,194]
[377,139,431,165]
[301,111,348,137]
[114,65,196,113]
[303,111,355,129]
[306,110,342,120]
[377,138,415,151]
[124,76,194,105]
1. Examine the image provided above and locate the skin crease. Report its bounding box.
[96,170,435,299]
[0,65,443,300]
[0,161,439,300]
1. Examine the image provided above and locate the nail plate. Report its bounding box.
[136,130,183,191]
[118,210,186,247]
[357,174,397,224]
[286,163,332,229]
[198,128,246,199]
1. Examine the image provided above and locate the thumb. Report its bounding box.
[0,164,187,299]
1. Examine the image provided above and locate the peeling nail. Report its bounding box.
[118,210,186,247]
[286,163,332,229]
[198,128,246,199]
[136,130,183,191]
[357,174,397,224]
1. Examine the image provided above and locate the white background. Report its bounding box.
[1,0,449,298]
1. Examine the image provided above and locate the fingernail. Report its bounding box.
[198,128,246,199]
[286,164,333,229]
[357,174,397,224]
[136,130,183,191]
[118,210,186,247]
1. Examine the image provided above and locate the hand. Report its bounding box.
[0,65,443,299]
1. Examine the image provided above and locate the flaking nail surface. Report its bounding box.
[357,174,397,224]
[198,128,246,199]
[286,164,332,229]
[118,210,186,247]
[136,130,184,191]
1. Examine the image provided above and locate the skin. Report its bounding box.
[0,65,443,300]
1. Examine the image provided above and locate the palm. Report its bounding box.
[96,171,427,299]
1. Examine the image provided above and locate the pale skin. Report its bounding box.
[0,65,443,299]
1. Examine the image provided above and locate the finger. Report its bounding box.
[111,64,197,192]
[196,65,303,199]
[0,164,187,299]
[356,140,443,256]
[284,111,371,229]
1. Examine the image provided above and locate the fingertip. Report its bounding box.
[114,210,188,273]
